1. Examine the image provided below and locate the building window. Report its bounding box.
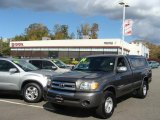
[80,48,91,51]
[92,48,103,52]
[68,48,80,51]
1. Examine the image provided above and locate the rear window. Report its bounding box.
[129,58,148,68]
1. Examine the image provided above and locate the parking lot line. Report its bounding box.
[0,99,55,111]
[0,99,43,109]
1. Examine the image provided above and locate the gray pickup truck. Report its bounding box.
[45,55,152,119]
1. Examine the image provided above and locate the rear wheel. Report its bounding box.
[95,91,116,119]
[137,81,148,98]
[23,83,43,103]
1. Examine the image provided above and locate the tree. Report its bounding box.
[135,40,160,61]
[25,23,49,40]
[81,24,90,36]
[53,24,69,40]
[91,23,99,39]
[69,32,75,39]
[13,35,28,41]
[0,38,10,56]
[2,42,10,55]
[77,27,83,39]
[77,23,99,39]
[61,25,69,39]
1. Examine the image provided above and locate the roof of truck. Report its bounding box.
[87,54,145,58]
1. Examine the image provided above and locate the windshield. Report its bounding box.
[74,57,115,72]
[52,59,67,68]
[12,59,39,72]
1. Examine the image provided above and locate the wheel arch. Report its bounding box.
[21,80,43,95]
[103,86,117,98]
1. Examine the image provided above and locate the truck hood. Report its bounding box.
[52,70,113,82]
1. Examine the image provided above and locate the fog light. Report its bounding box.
[82,100,90,107]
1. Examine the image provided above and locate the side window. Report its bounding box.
[130,58,147,68]
[117,57,127,67]
[30,60,42,69]
[0,60,16,72]
[42,61,56,69]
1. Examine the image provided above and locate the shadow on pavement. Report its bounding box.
[0,93,22,100]
[43,93,134,119]
[43,102,94,118]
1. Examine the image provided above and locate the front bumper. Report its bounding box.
[46,89,103,108]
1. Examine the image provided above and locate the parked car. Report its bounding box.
[25,59,70,73]
[148,60,159,68]
[45,55,152,119]
[0,58,56,103]
[51,59,73,69]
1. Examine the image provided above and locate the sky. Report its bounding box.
[0,0,160,44]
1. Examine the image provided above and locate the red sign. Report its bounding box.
[12,43,24,47]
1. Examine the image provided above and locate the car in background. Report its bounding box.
[52,59,73,69]
[25,59,70,73]
[148,60,159,68]
[0,58,56,103]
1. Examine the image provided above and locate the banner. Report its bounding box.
[124,19,133,36]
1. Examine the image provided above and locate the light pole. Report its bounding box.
[0,37,2,55]
[119,2,129,55]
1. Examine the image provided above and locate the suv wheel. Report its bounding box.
[137,81,148,98]
[23,83,42,103]
[96,91,116,119]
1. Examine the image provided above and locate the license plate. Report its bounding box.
[55,95,64,103]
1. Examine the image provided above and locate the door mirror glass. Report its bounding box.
[9,68,18,73]
[51,66,57,70]
[117,66,127,73]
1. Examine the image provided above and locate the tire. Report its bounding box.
[23,83,43,103]
[95,91,116,119]
[137,81,148,98]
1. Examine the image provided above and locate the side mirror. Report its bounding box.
[117,66,127,73]
[9,68,18,73]
[71,66,75,70]
[51,66,57,70]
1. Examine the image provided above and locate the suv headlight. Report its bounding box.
[79,82,99,90]
[44,75,52,87]
[47,78,52,87]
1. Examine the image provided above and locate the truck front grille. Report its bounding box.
[51,81,76,91]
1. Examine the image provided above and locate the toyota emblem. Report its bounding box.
[59,83,65,88]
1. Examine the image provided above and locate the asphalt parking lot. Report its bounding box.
[0,68,160,120]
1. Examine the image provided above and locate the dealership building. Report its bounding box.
[10,39,149,59]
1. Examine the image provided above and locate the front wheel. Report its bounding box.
[95,91,116,119]
[23,83,43,103]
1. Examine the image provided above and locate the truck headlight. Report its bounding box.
[79,82,99,90]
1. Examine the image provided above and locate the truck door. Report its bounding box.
[128,57,147,89]
[115,57,133,97]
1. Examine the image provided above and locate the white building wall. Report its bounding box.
[10,39,124,48]
[10,39,149,57]
[129,42,149,58]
